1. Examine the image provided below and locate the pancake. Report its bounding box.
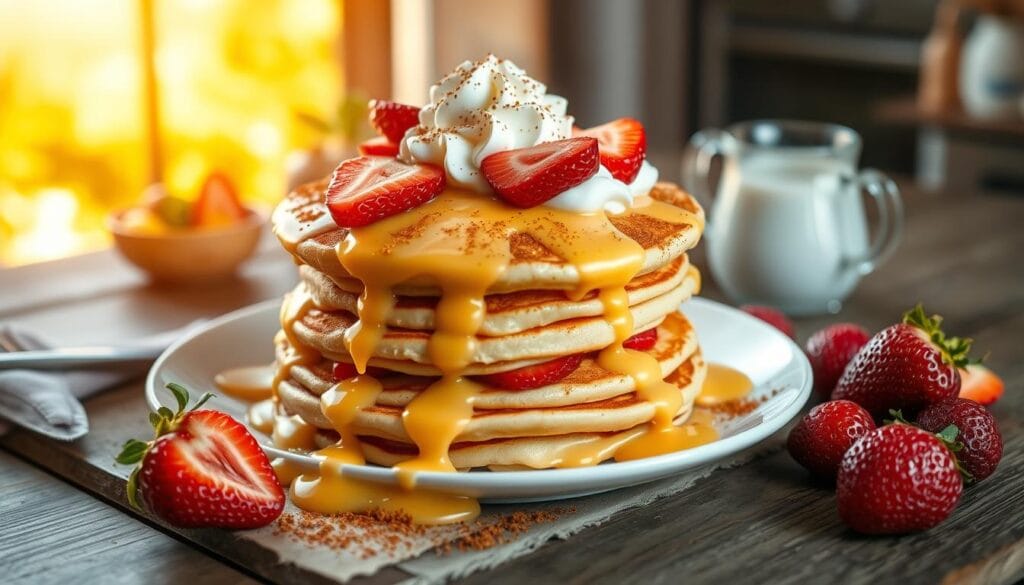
[281,350,704,445]
[288,275,697,369]
[301,255,693,336]
[277,314,703,439]
[273,179,703,295]
[302,352,708,470]
[280,310,698,412]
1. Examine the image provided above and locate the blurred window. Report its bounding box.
[0,0,340,265]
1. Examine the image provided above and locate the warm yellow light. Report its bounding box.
[6,188,106,265]
[0,0,342,266]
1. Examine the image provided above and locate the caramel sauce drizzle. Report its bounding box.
[271,188,709,524]
[696,363,754,406]
[215,365,274,402]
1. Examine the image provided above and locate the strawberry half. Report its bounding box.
[476,353,584,390]
[116,384,284,529]
[369,99,420,143]
[191,172,247,228]
[832,305,972,417]
[574,118,647,183]
[358,136,400,157]
[958,364,1004,405]
[326,156,444,228]
[481,137,599,208]
[623,328,658,351]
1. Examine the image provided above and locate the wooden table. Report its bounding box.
[2,182,1022,585]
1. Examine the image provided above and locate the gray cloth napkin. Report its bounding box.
[0,322,205,441]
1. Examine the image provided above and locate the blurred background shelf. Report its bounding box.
[875,95,1024,193]
[876,95,1024,140]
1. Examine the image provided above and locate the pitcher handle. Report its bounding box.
[681,129,728,211]
[850,169,904,275]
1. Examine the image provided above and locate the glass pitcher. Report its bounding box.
[682,120,903,315]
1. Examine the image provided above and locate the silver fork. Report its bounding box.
[0,326,160,370]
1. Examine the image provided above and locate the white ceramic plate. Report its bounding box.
[147,297,811,503]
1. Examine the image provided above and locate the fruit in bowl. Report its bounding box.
[109,173,266,282]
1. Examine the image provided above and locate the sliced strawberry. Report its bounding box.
[958,364,1004,405]
[481,137,599,208]
[476,353,584,390]
[369,99,420,143]
[191,172,247,227]
[623,328,658,351]
[574,118,647,183]
[333,361,359,380]
[358,136,400,157]
[116,384,284,529]
[326,156,444,228]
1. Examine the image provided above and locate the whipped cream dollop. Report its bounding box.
[545,161,659,214]
[400,55,657,214]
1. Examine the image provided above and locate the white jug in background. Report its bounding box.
[682,121,903,315]
[960,14,1024,120]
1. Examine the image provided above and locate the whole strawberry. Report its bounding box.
[116,383,284,529]
[787,400,876,479]
[832,305,972,417]
[916,398,1003,481]
[740,305,795,339]
[837,423,963,534]
[805,323,871,398]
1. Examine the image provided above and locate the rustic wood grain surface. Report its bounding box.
[1,183,1022,585]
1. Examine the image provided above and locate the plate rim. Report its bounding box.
[146,297,812,495]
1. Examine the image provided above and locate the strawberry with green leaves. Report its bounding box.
[116,383,284,529]
[916,398,1003,481]
[837,420,964,534]
[832,305,973,417]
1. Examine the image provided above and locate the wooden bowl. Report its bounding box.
[108,209,266,283]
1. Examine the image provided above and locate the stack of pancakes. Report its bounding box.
[271,180,706,470]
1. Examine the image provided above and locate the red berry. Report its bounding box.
[332,361,358,380]
[332,361,392,380]
[787,400,876,479]
[805,323,871,398]
[916,398,1003,481]
[476,353,584,390]
[837,423,962,534]
[481,137,599,208]
[191,172,247,227]
[117,384,284,530]
[740,305,795,339]
[958,364,1004,405]
[623,328,658,351]
[326,157,444,228]
[358,136,400,157]
[368,99,420,143]
[832,306,971,418]
[573,118,647,183]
